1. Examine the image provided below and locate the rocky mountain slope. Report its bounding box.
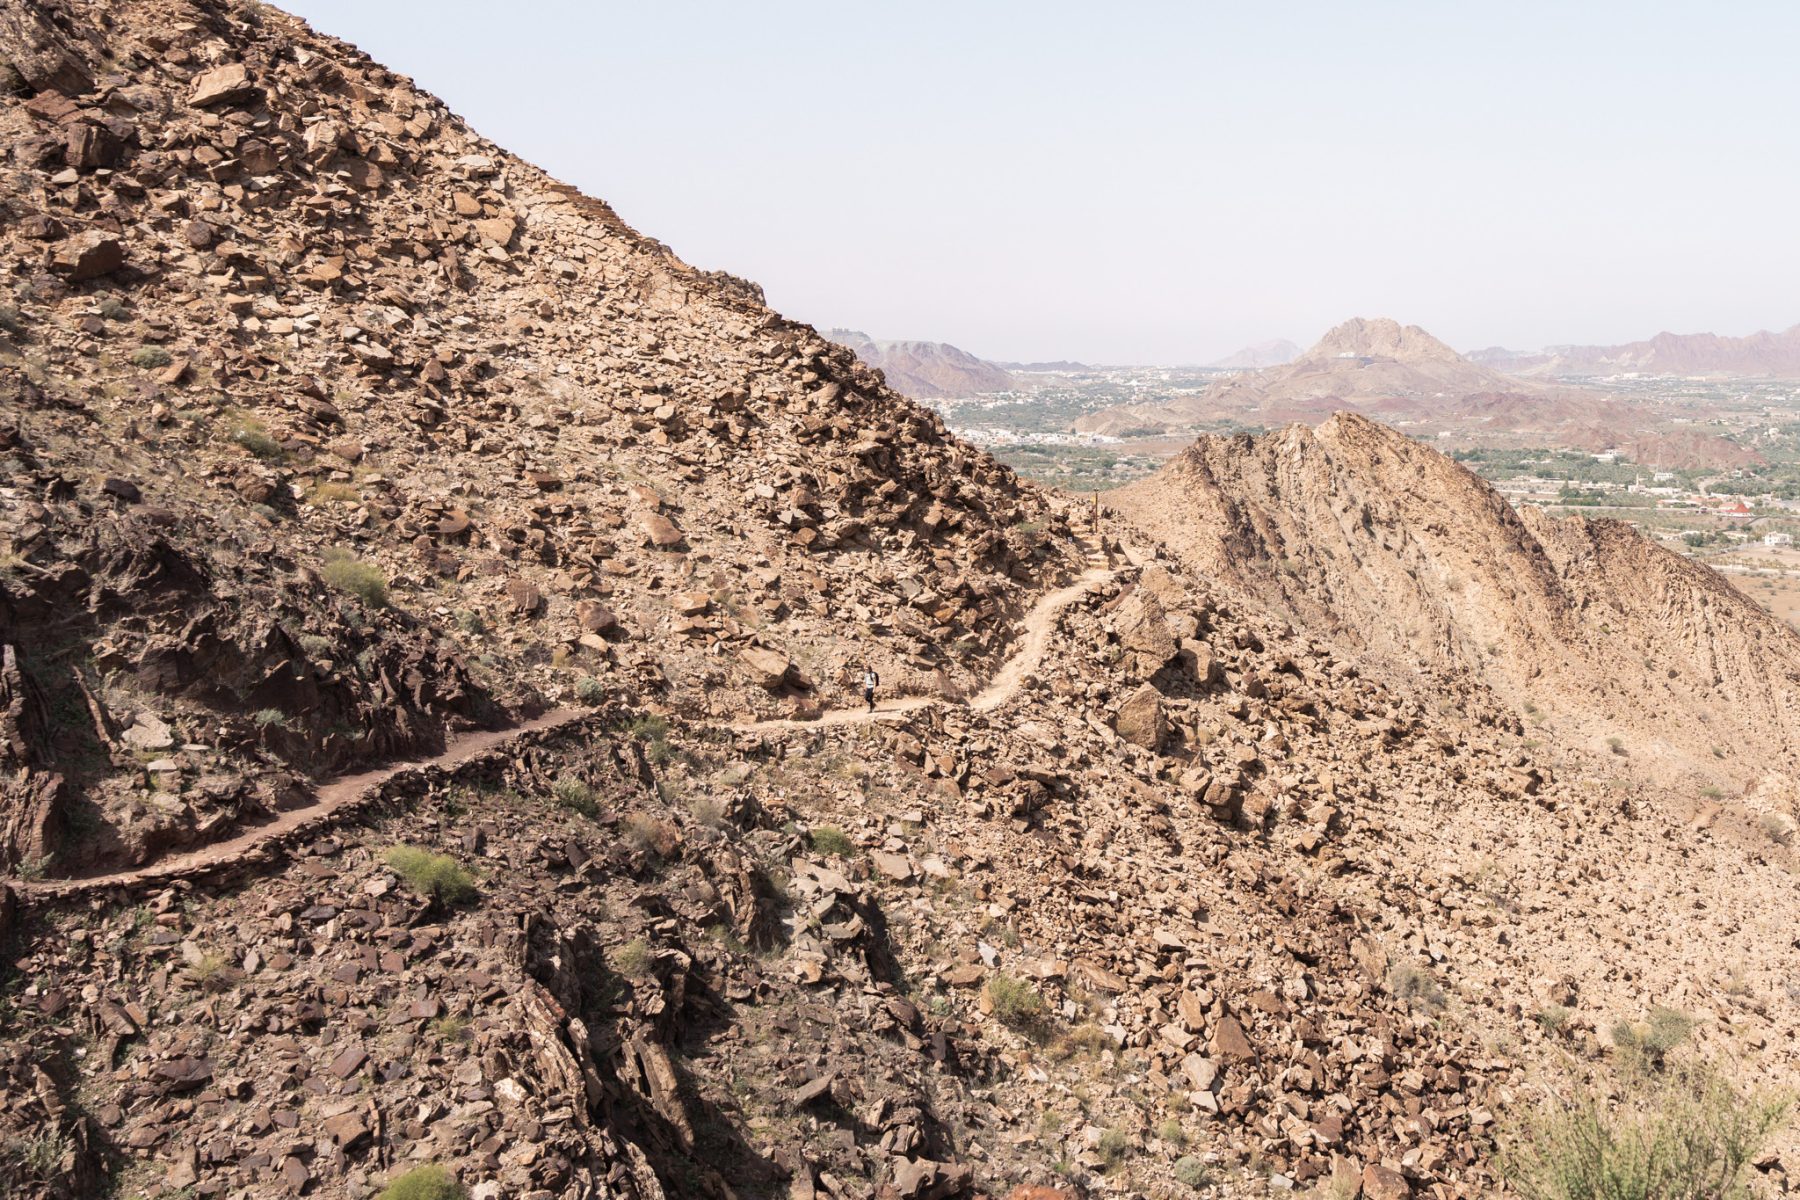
[1112,412,1800,788]
[1475,323,1800,378]
[827,330,1016,399]
[0,0,1083,877]
[6,4,1800,1200]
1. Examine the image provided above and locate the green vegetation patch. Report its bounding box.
[378,1165,467,1200]
[385,846,477,906]
[322,550,388,607]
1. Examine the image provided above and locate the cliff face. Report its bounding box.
[1115,411,1800,783]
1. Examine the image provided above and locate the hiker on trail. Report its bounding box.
[861,666,880,712]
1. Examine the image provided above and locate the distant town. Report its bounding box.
[914,365,1800,628]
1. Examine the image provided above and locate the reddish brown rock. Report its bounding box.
[1362,1163,1410,1200]
[738,646,793,690]
[51,231,124,281]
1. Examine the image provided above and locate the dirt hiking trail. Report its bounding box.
[732,538,1119,732]
[13,539,1121,898]
[14,708,585,899]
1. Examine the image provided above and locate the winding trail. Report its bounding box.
[11,539,1120,899]
[730,546,1117,733]
[14,707,586,899]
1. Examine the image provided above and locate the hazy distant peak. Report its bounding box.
[1209,338,1302,369]
[1302,317,1464,365]
[825,329,1015,398]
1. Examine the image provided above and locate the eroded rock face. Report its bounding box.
[0,2,99,95]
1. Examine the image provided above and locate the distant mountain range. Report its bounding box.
[996,359,1092,372]
[1208,338,1302,369]
[1471,323,1800,378]
[826,330,1016,398]
[1070,317,1760,468]
[1074,317,1531,436]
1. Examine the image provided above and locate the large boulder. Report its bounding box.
[1113,683,1165,750]
[738,645,793,690]
[51,231,123,281]
[891,1158,972,1200]
[1361,1164,1412,1200]
[188,63,260,108]
[1114,588,1177,675]
[1176,637,1220,686]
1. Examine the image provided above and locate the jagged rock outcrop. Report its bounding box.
[1114,411,1800,785]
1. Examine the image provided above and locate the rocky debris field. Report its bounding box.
[5,2,1800,1199]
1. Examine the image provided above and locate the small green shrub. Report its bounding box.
[1389,962,1447,1014]
[2,1129,70,1183]
[456,608,487,635]
[1608,736,1627,757]
[552,776,598,818]
[1095,1125,1131,1170]
[298,633,334,657]
[385,846,477,906]
[322,551,388,607]
[1499,1065,1787,1200]
[95,297,128,320]
[185,951,234,992]
[1173,1155,1212,1189]
[130,345,172,369]
[378,1164,467,1200]
[688,794,726,827]
[228,414,285,460]
[307,481,360,505]
[809,825,855,857]
[1611,1006,1693,1073]
[574,674,605,702]
[1157,1116,1187,1146]
[986,972,1045,1029]
[1538,1004,1572,1034]
[1051,1022,1114,1060]
[614,937,651,977]
[622,713,673,762]
[252,707,286,729]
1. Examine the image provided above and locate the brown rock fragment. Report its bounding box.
[738,646,793,690]
[1113,683,1165,750]
[51,232,123,281]
[1211,1015,1255,1063]
[189,63,260,108]
[642,512,684,548]
[1362,1163,1410,1200]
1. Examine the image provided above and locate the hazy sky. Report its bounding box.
[284,1,1800,364]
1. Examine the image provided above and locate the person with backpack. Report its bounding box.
[861,666,880,712]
